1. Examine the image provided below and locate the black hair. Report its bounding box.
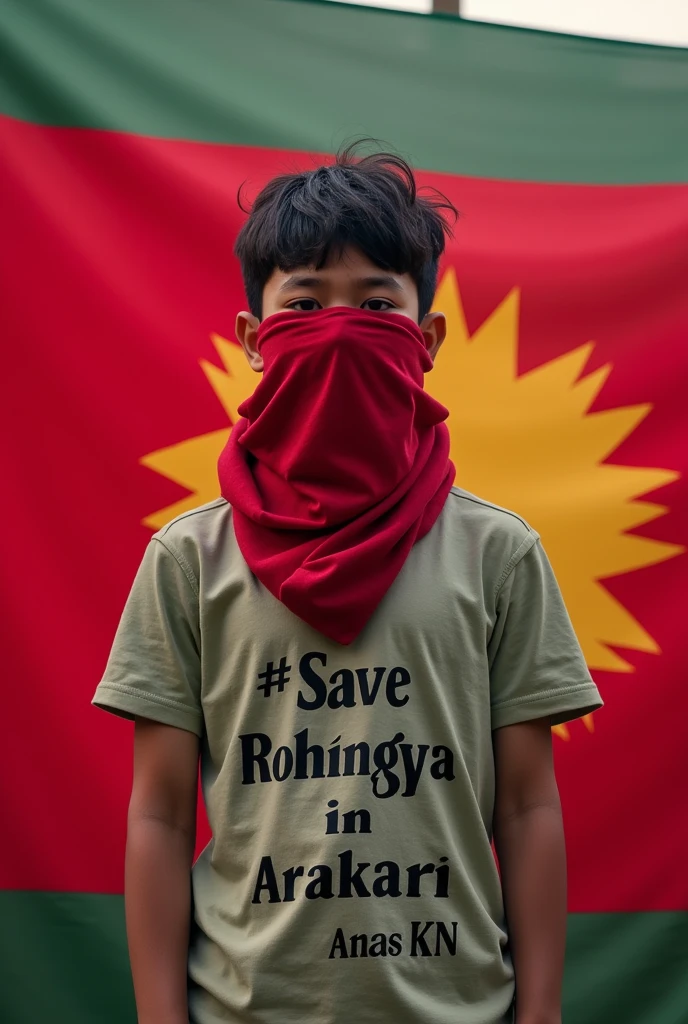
[234,142,457,322]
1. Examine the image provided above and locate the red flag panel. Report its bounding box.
[2,114,686,911]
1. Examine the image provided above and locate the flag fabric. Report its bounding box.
[1,2,687,1022]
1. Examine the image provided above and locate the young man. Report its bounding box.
[93,149,602,1024]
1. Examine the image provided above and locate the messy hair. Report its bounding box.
[234,142,457,322]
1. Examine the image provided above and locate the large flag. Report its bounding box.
[1,2,687,1022]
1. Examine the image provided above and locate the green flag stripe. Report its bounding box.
[0,0,686,183]
[565,909,688,1024]
[1,892,134,1024]
[1,891,687,1023]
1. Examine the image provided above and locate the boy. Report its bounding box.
[93,148,602,1024]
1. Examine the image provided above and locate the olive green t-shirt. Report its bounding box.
[93,487,602,1024]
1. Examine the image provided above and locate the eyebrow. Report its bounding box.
[278,275,324,292]
[278,273,404,292]
[358,275,404,292]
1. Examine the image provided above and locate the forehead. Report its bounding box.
[266,247,415,290]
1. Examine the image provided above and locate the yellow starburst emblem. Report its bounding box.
[141,270,682,739]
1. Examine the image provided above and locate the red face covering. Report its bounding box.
[218,307,455,644]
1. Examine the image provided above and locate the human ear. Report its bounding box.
[419,312,447,363]
[235,311,263,372]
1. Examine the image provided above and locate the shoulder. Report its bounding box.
[151,497,233,576]
[441,487,539,572]
[444,487,536,540]
[153,497,231,542]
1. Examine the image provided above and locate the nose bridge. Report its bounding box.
[324,281,358,308]
[318,265,362,309]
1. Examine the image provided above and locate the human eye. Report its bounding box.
[362,298,396,312]
[286,298,322,312]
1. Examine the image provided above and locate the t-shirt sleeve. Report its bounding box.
[488,536,603,730]
[92,537,203,736]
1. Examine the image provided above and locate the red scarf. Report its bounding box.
[218,307,455,644]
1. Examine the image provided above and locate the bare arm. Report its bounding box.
[493,718,566,1024]
[125,718,199,1024]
